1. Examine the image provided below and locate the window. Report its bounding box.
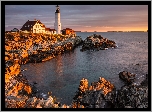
[34,29,36,33]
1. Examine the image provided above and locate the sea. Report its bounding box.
[21,32,148,105]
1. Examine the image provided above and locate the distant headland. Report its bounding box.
[107,31,147,32]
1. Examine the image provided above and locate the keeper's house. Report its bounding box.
[20,19,56,34]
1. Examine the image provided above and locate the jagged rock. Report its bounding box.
[116,84,148,108]
[116,71,148,108]
[80,34,117,51]
[72,77,116,108]
[72,72,148,108]
[119,71,136,84]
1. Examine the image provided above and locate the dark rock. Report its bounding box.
[140,74,148,86]
[116,84,148,108]
[119,71,136,84]
[72,72,148,108]
[80,34,117,51]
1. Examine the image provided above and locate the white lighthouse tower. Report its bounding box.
[54,5,61,34]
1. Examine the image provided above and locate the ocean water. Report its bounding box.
[21,32,148,105]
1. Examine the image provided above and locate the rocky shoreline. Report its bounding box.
[72,71,148,108]
[5,59,68,108]
[5,33,148,108]
[5,33,116,65]
[5,59,148,108]
[28,36,83,63]
[5,32,83,65]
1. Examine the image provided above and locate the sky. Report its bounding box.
[5,5,148,32]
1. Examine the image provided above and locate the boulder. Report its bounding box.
[119,71,136,84]
[80,34,117,51]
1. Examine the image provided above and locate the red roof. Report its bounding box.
[63,28,73,31]
[45,28,56,31]
[50,29,56,31]
[45,28,50,31]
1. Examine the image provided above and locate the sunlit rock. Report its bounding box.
[73,77,115,108]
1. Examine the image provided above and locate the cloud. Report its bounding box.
[95,26,113,28]
[5,25,23,27]
[84,26,91,27]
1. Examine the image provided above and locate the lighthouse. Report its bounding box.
[54,5,61,34]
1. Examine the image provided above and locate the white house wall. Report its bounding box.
[32,22,46,33]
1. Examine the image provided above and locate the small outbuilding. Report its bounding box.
[45,28,56,34]
[62,28,75,35]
